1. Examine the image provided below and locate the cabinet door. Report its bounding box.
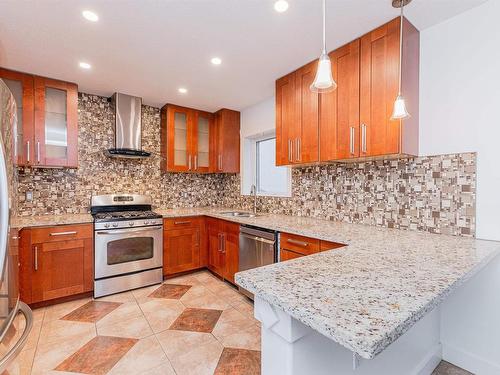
[165,105,194,172]
[34,76,78,167]
[31,238,93,303]
[163,228,200,275]
[320,40,360,161]
[222,222,239,284]
[208,227,224,277]
[193,111,213,173]
[275,73,298,166]
[280,248,304,261]
[296,62,319,164]
[214,109,240,173]
[360,18,401,157]
[0,68,35,166]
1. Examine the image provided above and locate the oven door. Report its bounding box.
[94,225,163,279]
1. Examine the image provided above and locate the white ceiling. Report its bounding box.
[0,0,488,111]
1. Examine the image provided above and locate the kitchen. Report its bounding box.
[0,0,499,374]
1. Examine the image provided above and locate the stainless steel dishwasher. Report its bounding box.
[238,225,277,299]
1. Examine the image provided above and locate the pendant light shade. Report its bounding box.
[310,52,337,93]
[310,0,337,93]
[391,0,411,120]
[391,94,410,119]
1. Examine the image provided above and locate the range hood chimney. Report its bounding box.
[107,92,151,158]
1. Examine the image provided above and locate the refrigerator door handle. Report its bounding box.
[0,132,9,279]
[0,302,34,372]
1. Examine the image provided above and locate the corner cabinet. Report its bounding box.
[207,218,239,284]
[0,68,79,168]
[276,17,419,165]
[160,104,240,174]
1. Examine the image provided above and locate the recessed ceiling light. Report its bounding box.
[211,57,222,65]
[178,87,188,94]
[79,62,91,69]
[82,10,99,22]
[274,0,289,13]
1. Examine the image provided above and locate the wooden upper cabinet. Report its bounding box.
[161,104,238,173]
[296,62,319,164]
[320,40,360,161]
[0,68,34,166]
[34,76,78,168]
[276,62,319,166]
[360,17,419,158]
[276,17,419,165]
[213,109,240,173]
[276,73,297,166]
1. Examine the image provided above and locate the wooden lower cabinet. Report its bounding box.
[280,232,345,261]
[19,224,93,304]
[163,217,206,276]
[206,218,239,283]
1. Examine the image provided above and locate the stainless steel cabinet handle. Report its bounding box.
[295,138,301,162]
[188,155,192,170]
[221,233,225,253]
[361,124,367,153]
[287,238,309,247]
[349,127,355,155]
[49,231,77,236]
[11,236,20,240]
[36,141,40,163]
[0,302,33,372]
[218,233,222,252]
[26,141,30,163]
[240,233,276,245]
[218,154,223,171]
[194,155,198,170]
[34,246,38,271]
[288,139,293,162]
[97,226,163,235]
[174,221,191,225]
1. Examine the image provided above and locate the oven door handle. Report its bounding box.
[96,226,163,235]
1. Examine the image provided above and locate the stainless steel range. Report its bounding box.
[91,194,163,298]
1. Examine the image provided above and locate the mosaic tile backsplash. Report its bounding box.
[16,93,476,237]
[221,153,476,236]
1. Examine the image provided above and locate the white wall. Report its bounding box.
[420,1,500,373]
[419,0,500,242]
[240,97,276,195]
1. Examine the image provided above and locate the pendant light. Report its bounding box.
[310,0,337,93]
[390,0,412,120]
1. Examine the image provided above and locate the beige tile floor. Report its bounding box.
[3,270,473,375]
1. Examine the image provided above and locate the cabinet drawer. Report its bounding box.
[163,217,203,230]
[280,232,319,256]
[31,224,92,243]
[320,240,345,251]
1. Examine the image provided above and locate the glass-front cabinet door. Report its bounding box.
[0,69,34,166]
[193,111,213,173]
[34,77,78,168]
[166,105,193,172]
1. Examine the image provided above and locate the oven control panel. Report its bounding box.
[94,218,163,231]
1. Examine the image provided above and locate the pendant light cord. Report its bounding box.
[398,0,404,95]
[322,0,327,54]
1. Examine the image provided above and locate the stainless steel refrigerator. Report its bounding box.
[0,79,33,371]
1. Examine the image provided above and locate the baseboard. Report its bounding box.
[443,343,500,375]
[413,343,442,375]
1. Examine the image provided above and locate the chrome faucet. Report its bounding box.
[250,184,257,214]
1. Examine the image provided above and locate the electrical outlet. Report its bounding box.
[26,191,33,202]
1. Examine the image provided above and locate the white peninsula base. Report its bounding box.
[254,296,442,375]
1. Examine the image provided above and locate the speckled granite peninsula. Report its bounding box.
[230,214,500,360]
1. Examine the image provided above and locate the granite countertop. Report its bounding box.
[11,213,94,228]
[13,207,500,360]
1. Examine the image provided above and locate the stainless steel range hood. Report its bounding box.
[107,92,151,159]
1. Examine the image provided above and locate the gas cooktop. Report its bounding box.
[93,210,162,222]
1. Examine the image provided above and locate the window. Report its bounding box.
[255,137,290,196]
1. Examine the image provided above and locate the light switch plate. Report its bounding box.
[25,191,33,202]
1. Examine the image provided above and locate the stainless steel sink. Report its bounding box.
[220,211,258,218]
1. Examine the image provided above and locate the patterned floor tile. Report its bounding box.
[214,348,261,375]
[96,314,153,339]
[61,301,122,323]
[139,298,185,333]
[43,298,92,323]
[55,336,138,375]
[169,308,222,333]
[432,361,473,375]
[219,324,261,351]
[156,329,217,360]
[167,339,224,375]
[148,284,191,299]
